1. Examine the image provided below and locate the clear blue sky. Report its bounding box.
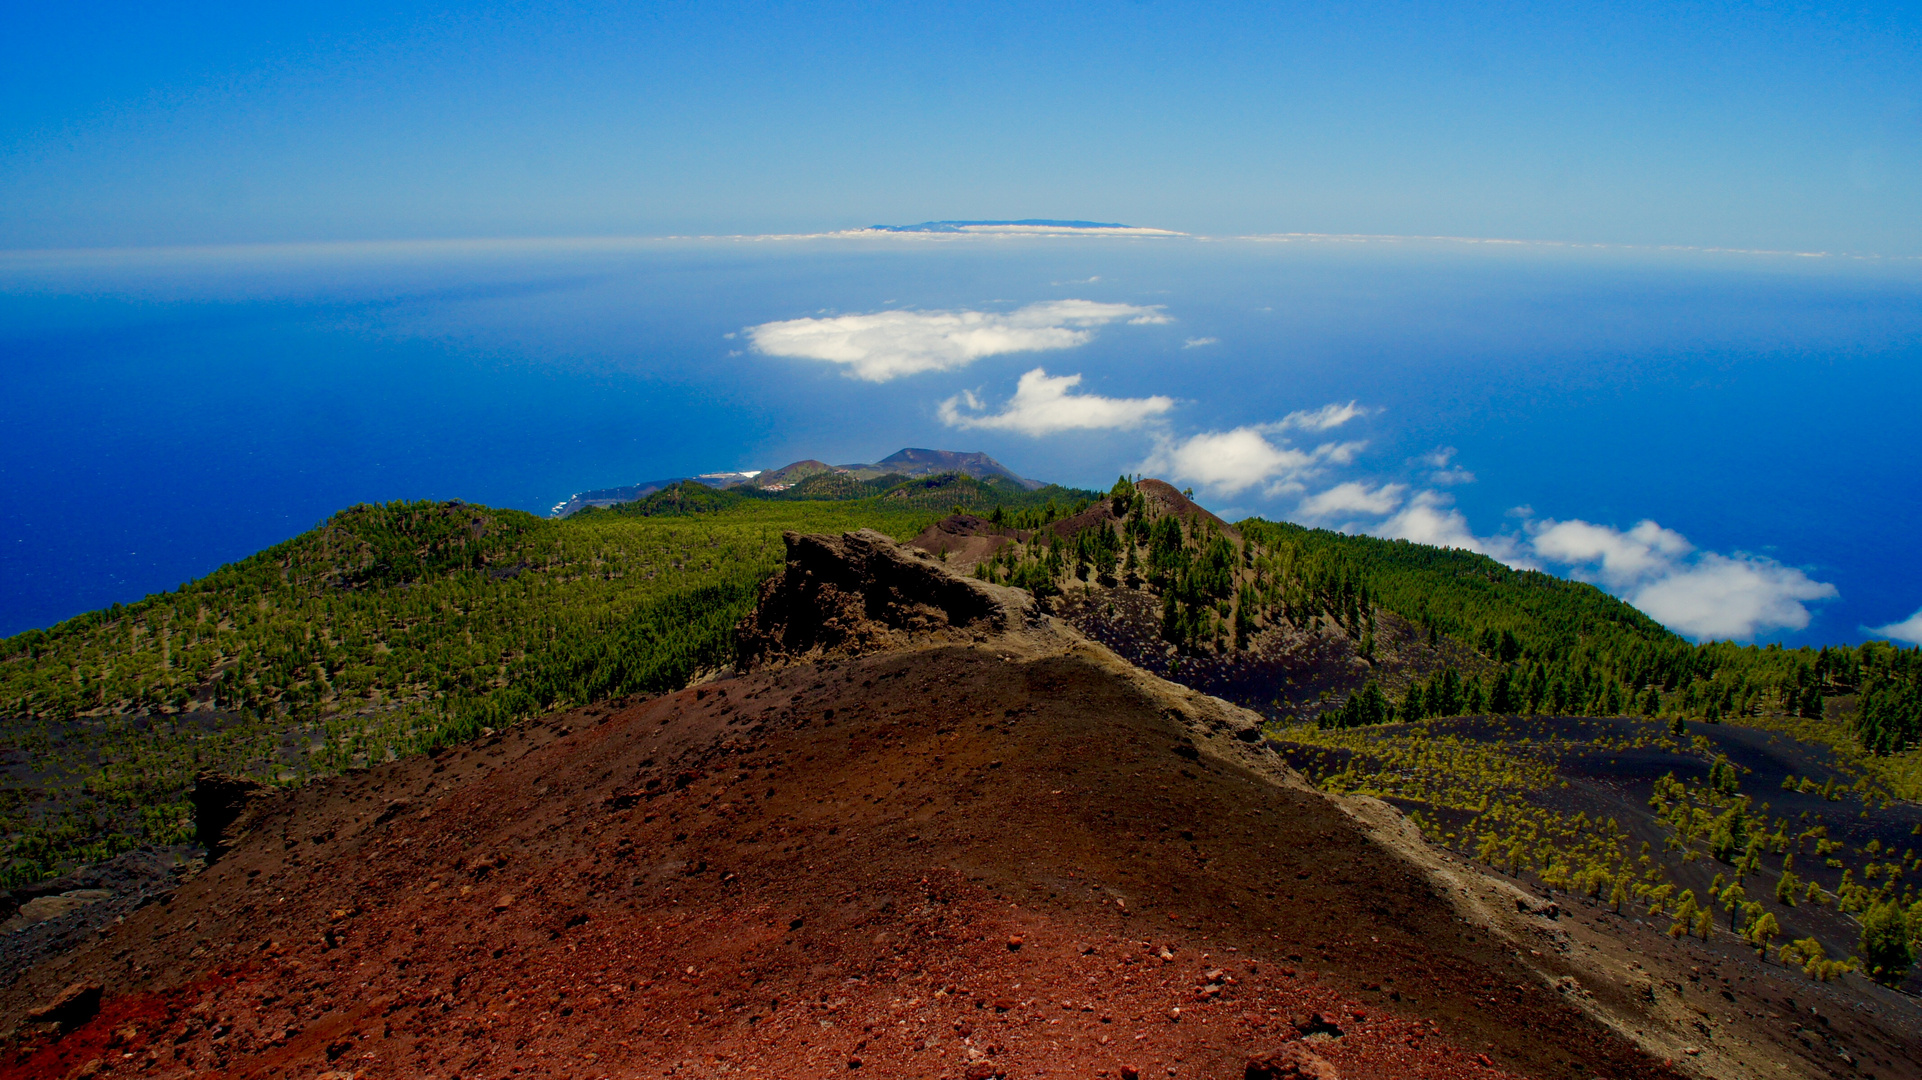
[4,1,1919,251]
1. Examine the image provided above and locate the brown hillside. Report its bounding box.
[1135,481,1237,540]
[907,516,1029,569]
[747,461,838,490]
[2,534,1691,1080]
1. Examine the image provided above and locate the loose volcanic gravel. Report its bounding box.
[3,645,1686,1080]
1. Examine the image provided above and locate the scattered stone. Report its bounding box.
[1244,1045,1338,1080]
[1007,935,1024,951]
[1292,1013,1343,1039]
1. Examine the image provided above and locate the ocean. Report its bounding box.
[2,234,1917,645]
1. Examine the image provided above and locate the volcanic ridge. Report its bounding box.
[0,529,1906,1080]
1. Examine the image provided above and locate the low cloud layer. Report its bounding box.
[746,300,1169,382]
[939,368,1173,436]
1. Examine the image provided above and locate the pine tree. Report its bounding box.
[1720,884,1747,928]
[1859,901,1914,984]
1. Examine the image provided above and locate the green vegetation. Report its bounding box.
[0,473,1105,888]
[1285,715,1675,901]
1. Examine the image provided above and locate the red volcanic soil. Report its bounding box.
[1,540,1683,1080]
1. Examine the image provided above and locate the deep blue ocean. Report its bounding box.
[2,236,1917,646]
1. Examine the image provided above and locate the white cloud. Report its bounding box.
[1276,401,1365,432]
[1872,608,1922,646]
[938,368,1174,436]
[1528,517,1835,640]
[1627,554,1837,639]
[1373,491,1526,563]
[1183,336,1219,348]
[1529,518,1694,589]
[744,299,1170,382]
[1413,446,1474,485]
[1298,481,1406,521]
[1143,429,1361,498]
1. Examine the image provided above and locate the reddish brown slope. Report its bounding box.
[1,536,1681,1080]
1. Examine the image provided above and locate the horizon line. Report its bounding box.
[0,228,1914,264]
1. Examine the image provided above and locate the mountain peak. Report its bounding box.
[841,448,1040,489]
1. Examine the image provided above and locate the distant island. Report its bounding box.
[865,219,1183,235]
[548,447,1040,516]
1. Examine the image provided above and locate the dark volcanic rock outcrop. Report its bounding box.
[190,772,275,860]
[736,528,1041,665]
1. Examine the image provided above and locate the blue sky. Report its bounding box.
[3,2,1919,252]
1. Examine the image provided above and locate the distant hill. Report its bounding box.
[868,219,1128,232]
[551,448,1038,516]
[741,459,834,491]
[834,448,1039,489]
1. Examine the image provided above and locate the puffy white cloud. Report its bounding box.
[938,368,1174,436]
[1373,491,1526,563]
[1627,554,1837,640]
[1528,517,1835,640]
[745,299,1170,382]
[1142,428,1362,498]
[1529,518,1693,589]
[1298,481,1406,521]
[1872,608,1922,646]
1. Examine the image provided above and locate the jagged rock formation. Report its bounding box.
[736,528,1042,665]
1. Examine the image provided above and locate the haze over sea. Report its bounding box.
[2,230,1917,647]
